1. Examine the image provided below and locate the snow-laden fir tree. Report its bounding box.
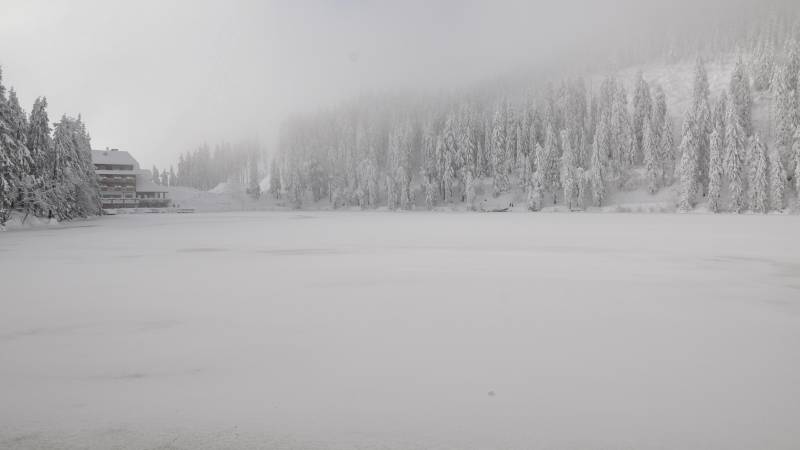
[632,71,652,163]
[768,149,786,211]
[749,134,769,214]
[28,97,52,180]
[560,129,578,209]
[690,58,712,195]
[707,127,724,213]
[590,121,607,207]
[490,106,508,195]
[269,156,281,199]
[729,58,753,136]
[643,119,659,194]
[541,125,561,204]
[527,171,544,211]
[152,165,161,185]
[794,127,800,199]
[773,64,797,159]
[465,170,476,210]
[724,101,748,213]
[0,71,35,224]
[659,116,675,182]
[677,111,700,212]
[751,39,774,92]
[651,84,667,145]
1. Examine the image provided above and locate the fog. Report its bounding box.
[0,0,785,168]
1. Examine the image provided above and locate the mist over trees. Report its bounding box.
[270,10,800,214]
[0,68,100,226]
[171,141,265,198]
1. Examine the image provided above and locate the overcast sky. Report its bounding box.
[0,0,773,169]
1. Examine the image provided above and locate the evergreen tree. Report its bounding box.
[28,97,52,180]
[643,120,659,194]
[724,102,747,213]
[0,69,32,223]
[527,172,544,211]
[749,134,769,213]
[651,84,667,145]
[752,40,774,92]
[769,149,786,211]
[659,117,675,182]
[773,64,796,158]
[678,112,700,212]
[541,125,561,203]
[691,58,712,196]
[590,123,606,207]
[152,165,160,185]
[632,71,652,163]
[729,58,753,135]
[794,128,800,200]
[491,106,509,194]
[560,129,577,208]
[269,156,282,198]
[707,127,724,213]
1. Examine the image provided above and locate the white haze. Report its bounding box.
[0,0,783,168]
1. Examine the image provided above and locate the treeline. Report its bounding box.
[274,21,800,213]
[0,68,100,226]
[274,72,675,211]
[172,141,264,198]
[678,48,800,213]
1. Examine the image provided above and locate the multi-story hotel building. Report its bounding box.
[91,148,170,209]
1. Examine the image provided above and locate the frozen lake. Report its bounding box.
[1,211,799,449]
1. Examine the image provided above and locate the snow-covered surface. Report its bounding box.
[90,149,140,169]
[1,212,799,449]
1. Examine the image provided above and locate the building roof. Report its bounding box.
[91,149,140,169]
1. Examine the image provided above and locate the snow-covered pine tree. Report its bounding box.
[651,84,667,145]
[751,39,774,92]
[769,149,786,211]
[506,104,518,169]
[749,134,769,213]
[152,165,161,185]
[773,64,796,161]
[269,156,282,199]
[541,125,561,204]
[28,97,52,180]
[632,71,652,164]
[707,127,724,213]
[527,172,544,211]
[724,102,747,213]
[677,111,700,212]
[610,84,633,169]
[0,70,33,224]
[659,116,675,183]
[729,58,753,136]
[590,121,607,207]
[465,170,476,210]
[691,57,712,196]
[643,119,659,194]
[794,127,800,200]
[491,106,508,195]
[169,166,177,187]
[560,129,577,209]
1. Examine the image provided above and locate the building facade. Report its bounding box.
[91,149,170,209]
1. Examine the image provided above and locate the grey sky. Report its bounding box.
[0,0,771,169]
